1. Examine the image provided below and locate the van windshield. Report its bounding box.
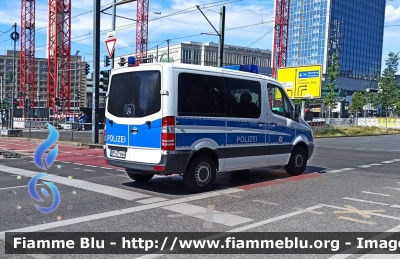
[107,71,161,118]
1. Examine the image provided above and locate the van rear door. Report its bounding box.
[105,67,163,164]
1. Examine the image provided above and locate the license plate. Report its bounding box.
[110,150,126,158]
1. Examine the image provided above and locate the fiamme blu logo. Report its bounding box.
[28,123,61,213]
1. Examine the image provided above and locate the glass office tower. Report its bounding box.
[286,0,385,80]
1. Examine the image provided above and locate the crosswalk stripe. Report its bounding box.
[162,203,253,227]
[0,165,149,201]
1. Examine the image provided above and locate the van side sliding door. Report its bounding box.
[222,72,268,171]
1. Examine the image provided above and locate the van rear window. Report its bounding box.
[107,71,161,118]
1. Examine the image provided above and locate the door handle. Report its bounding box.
[130,128,139,133]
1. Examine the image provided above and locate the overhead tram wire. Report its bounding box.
[29,0,243,53]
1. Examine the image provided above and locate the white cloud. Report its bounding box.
[385,4,400,23]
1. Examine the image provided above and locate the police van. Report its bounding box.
[104,58,314,193]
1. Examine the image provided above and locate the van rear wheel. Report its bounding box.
[285,146,307,176]
[126,171,154,182]
[183,155,216,193]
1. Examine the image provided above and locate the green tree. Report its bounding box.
[348,92,366,113]
[323,54,340,109]
[377,52,400,116]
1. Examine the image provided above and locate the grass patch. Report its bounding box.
[314,126,400,137]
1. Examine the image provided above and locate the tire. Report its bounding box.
[285,146,308,176]
[183,155,216,193]
[126,171,154,182]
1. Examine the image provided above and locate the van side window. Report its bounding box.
[178,73,225,117]
[267,84,294,119]
[225,77,261,119]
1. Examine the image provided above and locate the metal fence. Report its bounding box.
[22,120,105,144]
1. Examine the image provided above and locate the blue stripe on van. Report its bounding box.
[128,118,162,149]
[105,118,129,146]
[227,132,266,145]
[176,133,226,147]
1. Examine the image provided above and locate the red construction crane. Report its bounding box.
[48,0,71,116]
[272,0,290,78]
[20,0,36,111]
[136,0,149,64]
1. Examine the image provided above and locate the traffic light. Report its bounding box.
[18,92,23,98]
[56,97,61,106]
[99,70,110,91]
[13,99,17,108]
[104,56,110,67]
[118,57,126,67]
[84,63,90,75]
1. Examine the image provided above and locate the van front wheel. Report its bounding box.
[184,155,216,193]
[126,171,154,182]
[285,146,307,176]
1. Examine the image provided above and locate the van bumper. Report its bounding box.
[308,143,314,160]
[104,150,184,175]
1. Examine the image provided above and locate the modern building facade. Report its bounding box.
[284,0,385,91]
[0,50,87,111]
[114,41,272,74]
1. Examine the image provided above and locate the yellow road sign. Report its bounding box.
[277,65,322,99]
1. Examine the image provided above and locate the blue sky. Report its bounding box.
[0,0,399,73]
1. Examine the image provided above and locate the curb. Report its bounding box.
[314,133,400,138]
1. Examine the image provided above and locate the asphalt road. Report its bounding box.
[1,135,400,258]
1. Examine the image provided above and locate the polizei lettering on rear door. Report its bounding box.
[237,136,257,143]
[107,135,127,143]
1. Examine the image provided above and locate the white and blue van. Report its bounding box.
[104,59,314,192]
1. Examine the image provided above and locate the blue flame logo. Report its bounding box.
[28,123,61,213]
[33,123,59,170]
[28,173,61,213]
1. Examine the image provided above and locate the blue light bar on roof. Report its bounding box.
[222,64,259,74]
[128,56,138,67]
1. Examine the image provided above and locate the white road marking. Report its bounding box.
[84,169,95,172]
[100,167,113,170]
[162,203,253,227]
[361,191,391,197]
[137,197,169,204]
[393,159,400,162]
[341,168,354,171]
[390,205,400,209]
[369,163,382,166]
[0,165,149,200]
[381,161,395,164]
[62,162,71,164]
[73,168,81,170]
[136,205,324,259]
[0,188,243,241]
[321,204,400,221]
[328,224,400,259]
[0,184,44,190]
[73,163,83,166]
[358,165,372,168]
[357,250,400,259]
[342,197,389,206]
[85,165,97,167]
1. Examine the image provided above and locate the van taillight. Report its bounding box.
[161,116,175,151]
